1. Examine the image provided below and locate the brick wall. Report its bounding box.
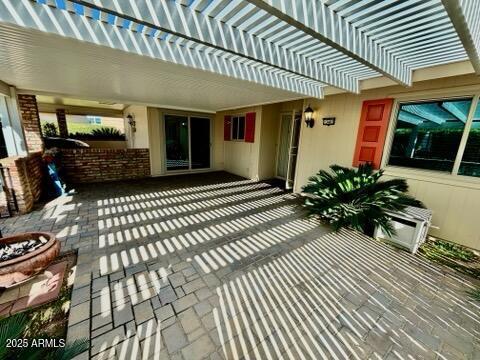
[0,152,44,214]
[61,148,150,183]
[56,108,68,138]
[18,94,43,152]
[24,152,44,202]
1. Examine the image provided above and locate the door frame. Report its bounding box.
[275,111,292,180]
[286,111,302,190]
[162,110,214,174]
[275,110,301,189]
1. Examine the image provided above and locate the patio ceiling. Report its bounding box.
[0,0,478,105]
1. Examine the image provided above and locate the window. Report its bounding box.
[458,101,480,177]
[231,116,245,140]
[0,97,9,158]
[0,119,8,159]
[388,97,479,175]
[87,116,102,125]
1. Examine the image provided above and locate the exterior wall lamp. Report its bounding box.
[127,114,136,133]
[304,105,315,128]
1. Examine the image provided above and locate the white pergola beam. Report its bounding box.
[72,0,359,92]
[442,0,480,74]
[245,0,413,86]
[0,0,323,98]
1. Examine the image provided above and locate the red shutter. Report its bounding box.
[224,115,232,141]
[353,99,393,169]
[245,112,256,143]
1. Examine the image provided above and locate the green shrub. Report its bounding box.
[66,123,108,134]
[91,127,123,138]
[422,239,475,262]
[42,122,58,137]
[303,164,424,236]
[419,239,480,279]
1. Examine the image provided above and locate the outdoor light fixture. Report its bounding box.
[304,105,315,128]
[127,114,136,133]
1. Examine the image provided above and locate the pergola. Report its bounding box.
[0,0,478,99]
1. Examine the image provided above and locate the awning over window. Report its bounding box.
[0,0,478,99]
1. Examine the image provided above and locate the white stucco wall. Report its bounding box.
[123,105,149,149]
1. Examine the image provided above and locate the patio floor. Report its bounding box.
[0,172,479,360]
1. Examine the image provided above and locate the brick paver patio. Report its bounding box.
[0,172,479,359]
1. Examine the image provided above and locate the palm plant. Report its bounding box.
[303,164,424,236]
[0,313,88,360]
[91,127,124,139]
[69,127,125,141]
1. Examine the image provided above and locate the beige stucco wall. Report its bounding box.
[212,111,224,171]
[217,99,304,181]
[147,107,163,176]
[216,106,263,179]
[258,100,304,180]
[294,73,480,249]
[142,101,304,181]
[258,103,281,180]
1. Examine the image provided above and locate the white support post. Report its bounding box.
[442,0,480,75]
[452,94,479,175]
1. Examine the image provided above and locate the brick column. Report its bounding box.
[18,94,43,153]
[0,152,44,214]
[56,108,68,138]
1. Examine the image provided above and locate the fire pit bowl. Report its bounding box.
[0,232,60,288]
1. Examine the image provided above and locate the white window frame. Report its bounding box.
[231,115,246,141]
[382,93,480,182]
[0,94,26,157]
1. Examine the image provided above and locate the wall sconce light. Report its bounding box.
[304,105,315,128]
[127,114,136,133]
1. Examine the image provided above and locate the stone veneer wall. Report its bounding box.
[18,94,44,152]
[0,152,44,214]
[61,148,151,183]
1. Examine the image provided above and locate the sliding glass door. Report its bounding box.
[165,115,190,171]
[190,117,211,169]
[165,114,211,171]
